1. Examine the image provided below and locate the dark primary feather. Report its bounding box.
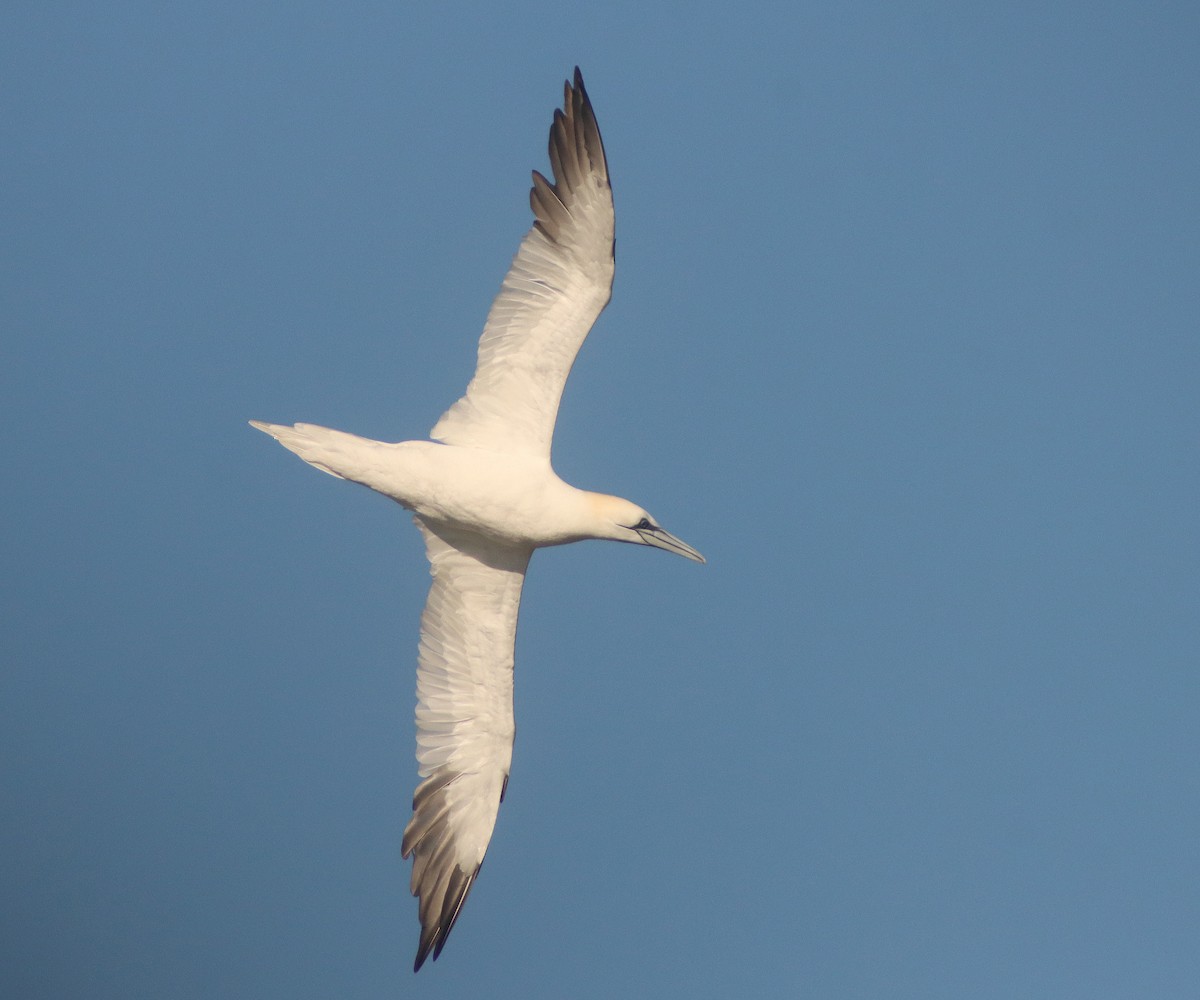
[530,67,610,246]
[402,768,488,971]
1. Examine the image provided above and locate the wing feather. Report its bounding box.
[430,68,614,457]
[401,519,532,971]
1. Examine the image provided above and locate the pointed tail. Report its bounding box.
[248,420,383,481]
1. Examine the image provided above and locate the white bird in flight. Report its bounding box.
[251,68,703,971]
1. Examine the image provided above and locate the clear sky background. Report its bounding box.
[3,3,1197,998]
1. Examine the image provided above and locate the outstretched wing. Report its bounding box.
[402,519,532,971]
[430,67,615,458]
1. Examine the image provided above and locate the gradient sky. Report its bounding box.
[3,3,1198,998]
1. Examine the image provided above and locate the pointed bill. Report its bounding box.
[636,526,705,563]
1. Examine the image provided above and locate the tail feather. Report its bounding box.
[248,420,378,481]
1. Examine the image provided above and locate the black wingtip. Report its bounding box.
[572,67,591,109]
[413,910,443,972]
[410,863,480,972]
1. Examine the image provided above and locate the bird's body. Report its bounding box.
[251,69,701,971]
[251,423,643,548]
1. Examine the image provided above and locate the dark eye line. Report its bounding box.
[633,517,654,531]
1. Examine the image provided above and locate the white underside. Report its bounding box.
[249,421,597,547]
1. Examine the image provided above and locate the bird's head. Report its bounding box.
[587,494,705,563]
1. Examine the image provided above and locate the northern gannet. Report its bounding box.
[251,68,703,971]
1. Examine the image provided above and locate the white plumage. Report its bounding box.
[251,68,702,971]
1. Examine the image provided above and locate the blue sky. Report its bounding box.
[3,3,1197,997]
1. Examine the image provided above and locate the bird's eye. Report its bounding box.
[634,517,654,530]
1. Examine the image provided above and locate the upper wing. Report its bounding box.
[430,68,615,458]
[401,518,532,971]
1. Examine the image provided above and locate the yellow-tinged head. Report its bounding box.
[584,493,705,563]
